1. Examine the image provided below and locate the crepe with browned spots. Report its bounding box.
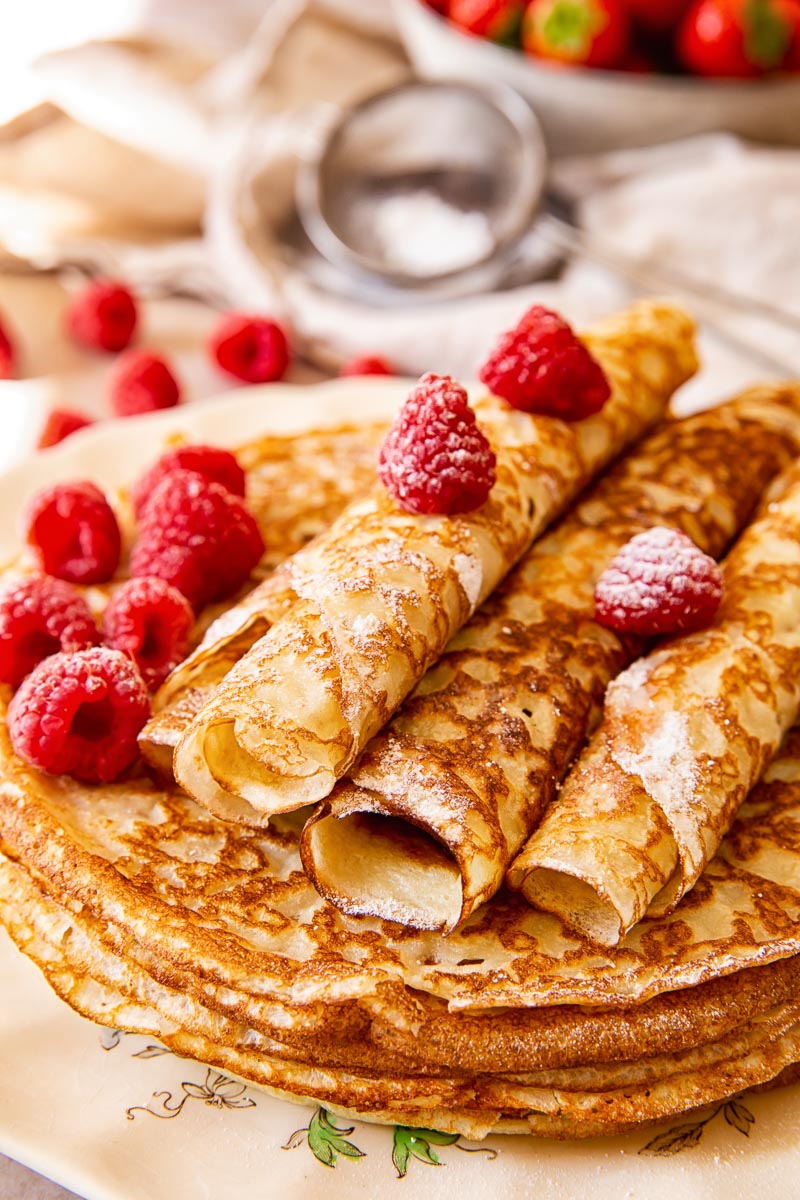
[513,458,800,945]
[302,387,800,931]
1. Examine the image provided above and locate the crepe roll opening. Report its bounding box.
[517,868,626,947]
[203,720,336,811]
[302,811,464,932]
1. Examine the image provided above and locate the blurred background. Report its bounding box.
[0,0,799,470]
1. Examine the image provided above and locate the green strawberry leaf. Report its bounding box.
[541,0,603,56]
[745,0,791,68]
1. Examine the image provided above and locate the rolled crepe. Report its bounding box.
[139,420,387,774]
[301,387,800,930]
[511,455,800,946]
[139,569,297,775]
[175,301,697,825]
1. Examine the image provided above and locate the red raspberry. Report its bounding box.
[479,305,611,420]
[7,647,149,783]
[378,373,496,515]
[130,444,246,519]
[102,576,194,690]
[340,354,395,377]
[0,575,99,688]
[130,469,265,610]
[209,313,290,384]
[38,408,95,449]
[24,481,122,585]
[0,313,16,379]
[109,349,181,417]
[594,527,724,636]
[66,279,138,353]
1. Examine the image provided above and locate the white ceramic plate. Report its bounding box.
[1,383,800,1200]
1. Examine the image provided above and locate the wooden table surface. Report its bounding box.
[0,1155,80,1199]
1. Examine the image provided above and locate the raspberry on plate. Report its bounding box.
[209,313,290,384]
[0,313,16,379]
[130,469,265,610]
[378,373,496,515]
[340,355,395,378]
[7,647,149,782]
[24,481,122,585]
[102,576,194,690]
[66,279,138,353]
[38,408,95,450]
[479,305,611,420]
[0,575,99,688]
[130,444,246,519]
[594,526,724,636]
[110,349,181,417]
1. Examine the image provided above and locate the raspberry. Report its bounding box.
[38,408,95,449]
[0,575,99,688]
[0,314,16,379]
[130,444,246,519]
[109,349,181,417]
[130,469,265,610]
[210,313,290,384]
[7,647,149,783]
[102,576,194,690]
[479,305,611,420]
[594,527,724,636]
[66,279,138,353]
[340,355,395,377]
[24,481,122,585]
[378,373,496,515]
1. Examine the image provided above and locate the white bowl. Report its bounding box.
[394,0,800,154]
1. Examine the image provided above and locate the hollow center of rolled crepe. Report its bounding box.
[520,867,624,946]
[203,721,334,810]
[307,812,463,930]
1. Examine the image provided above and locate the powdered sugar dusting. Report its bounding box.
[612,707,698,816]
[350,612,381,639]
[453,552,482,610]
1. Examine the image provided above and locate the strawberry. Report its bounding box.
[624,0,692,34]
[450,0,524,42]
[677,0,800,76]
[522,0,631,67]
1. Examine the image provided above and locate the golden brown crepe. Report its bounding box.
[5,849,800,1140]
[174,301,697,825]
[139,422,386,774]
[301,387,800,931]
[512,458,800,946]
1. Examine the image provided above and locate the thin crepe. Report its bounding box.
[139,422,386,773]
[302,387,800,931]
[174,301,697,825]
[512,458,800,946]
[4,858,800,1139]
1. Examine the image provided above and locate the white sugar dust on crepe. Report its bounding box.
[513,457,800,946]
[173,301,697,826]
[301,386,800,931]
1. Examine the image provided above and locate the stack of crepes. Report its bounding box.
[6,300,800,1140]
